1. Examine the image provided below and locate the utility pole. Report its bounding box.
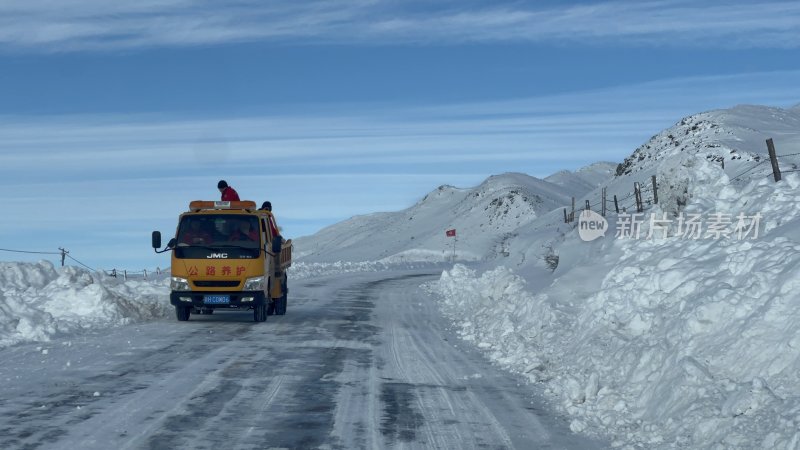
[58,247,68,267]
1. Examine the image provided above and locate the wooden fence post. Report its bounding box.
[651,175,658,204]
[767,138,781,182]
[634,182,643,213]
[143,269,147,280]
[613,195,619,214]
[601,187,607,216]
[571,197,575,222]
[123,270,128,281]
[563,208,568,223]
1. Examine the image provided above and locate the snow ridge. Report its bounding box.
[0,261,170,348]
[296,166,612,264]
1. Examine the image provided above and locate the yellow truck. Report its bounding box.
[151,200,292,322]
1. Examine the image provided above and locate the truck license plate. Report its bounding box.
[204,295,230,305]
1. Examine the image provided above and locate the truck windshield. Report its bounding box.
[174,214,261,259]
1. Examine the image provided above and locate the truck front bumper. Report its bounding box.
[170,291,267,308]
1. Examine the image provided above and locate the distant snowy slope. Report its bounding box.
[528,104,800,256]
[544,162,617,196]
[615,104,800,177]
[296,104,800,269]
[295,171,596,263]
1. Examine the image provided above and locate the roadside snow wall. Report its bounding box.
[0,261,170,348]
[430,157,800,449]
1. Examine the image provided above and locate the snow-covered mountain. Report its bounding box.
[297,105,800,268]
[544,162,617,194]
[295,166,615,263]
[616,104,800,176]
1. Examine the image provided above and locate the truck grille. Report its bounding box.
[193,280,241,288]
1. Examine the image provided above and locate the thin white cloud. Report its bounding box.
[2,69,798,268]
[1,71,798,185]
[0,0,798,51]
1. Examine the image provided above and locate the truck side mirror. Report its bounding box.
[167,238,177,249]
[152,231,162,249]
[271,235,283,253]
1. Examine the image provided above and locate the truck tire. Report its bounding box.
[253,304,267,322]
[176,305,190,321]
[275,294,287,315]
[275,275,288,315]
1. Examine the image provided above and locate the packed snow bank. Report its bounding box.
[378,248,481,264]
[0,261,170,348]
[289,260,440,280]
[0,258,435,348]
[429,159,800,449]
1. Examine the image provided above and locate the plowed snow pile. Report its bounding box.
[430,157,800,449]
[0,261,170,348]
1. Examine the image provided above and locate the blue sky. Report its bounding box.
[1,0,799,270]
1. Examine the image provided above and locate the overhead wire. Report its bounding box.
[0,248,62,255]
[731,160,767,181]
[66,254,97,272]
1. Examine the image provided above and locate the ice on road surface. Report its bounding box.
[0,270,604,449]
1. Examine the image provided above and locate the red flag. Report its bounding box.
[446,229,456,237]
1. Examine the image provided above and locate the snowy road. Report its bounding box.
[0,270,605,449]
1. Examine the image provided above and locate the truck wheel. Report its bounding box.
[267,299,275,316]
[176,305,190,321]
[253,304,267,322]
[275,294,287,315]
[276,276,288,315]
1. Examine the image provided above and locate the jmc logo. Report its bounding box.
[207,253,229,259]
[578,210,608,242]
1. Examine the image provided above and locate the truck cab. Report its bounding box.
[151,200,292,322]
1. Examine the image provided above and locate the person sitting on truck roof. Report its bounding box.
[180,220,213,245]
[259,201,272,211]
[218,180,240,202]
[231,219,259,242]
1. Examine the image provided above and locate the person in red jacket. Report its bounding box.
[180,220,213,245]
[218,180,240,201]
[231,219,259,242]
[259,201,281,238]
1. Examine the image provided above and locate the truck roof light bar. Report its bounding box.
[189,200,257,211]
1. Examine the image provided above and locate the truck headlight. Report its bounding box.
[171,277,191,291]
[243,276,265,291]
